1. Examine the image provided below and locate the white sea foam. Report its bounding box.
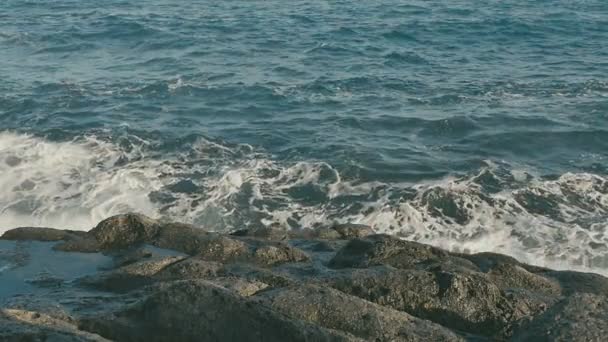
[168,76,186,91]
[0,132,162,231]
[1,131,607,275]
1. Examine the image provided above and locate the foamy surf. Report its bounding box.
[1,131,607,275]
[0,132,162,230]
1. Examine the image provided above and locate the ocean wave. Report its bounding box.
[1,131,607,275]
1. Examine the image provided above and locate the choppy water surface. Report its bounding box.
[1,0,608,273]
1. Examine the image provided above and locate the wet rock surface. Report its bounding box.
[257,283,463,341]
[511,292,608,341]
[1,213,607,341]
[1,227,88,242]
[0,309,110,341]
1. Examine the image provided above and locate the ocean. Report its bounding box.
[1,0,608,274]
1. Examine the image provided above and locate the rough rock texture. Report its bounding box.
[331,223,375,239]
[0,309,110,341]
[487,263,562,296]
[80,280,359,342]
[153,257,224,281]
[329,234,476,271]
[89,213,161,250]
[78,256,186,293]
[1,227,87,242]
[252,243,310,265]
[231,226,289,241]
[1,213,608,341]
[512,293,608,341]
[331,266,556,338]
[257,284,463,341]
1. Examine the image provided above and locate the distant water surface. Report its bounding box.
[1,0,608,273]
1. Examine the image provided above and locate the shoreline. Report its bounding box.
[1,213,607,341]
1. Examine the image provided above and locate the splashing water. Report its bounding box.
[1,131,608,275]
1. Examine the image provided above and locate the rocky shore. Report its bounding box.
[1,213,607,341]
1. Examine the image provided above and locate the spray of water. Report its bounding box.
[1,131,607,274]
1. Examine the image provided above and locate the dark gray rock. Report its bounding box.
[329,266,545,338]
[461,252,523,272]
[87,214,309,266]
[461,252,548,274]
[1,227,87,242]
[487,263,561,297]
[156,229,309,266]
[81,280,361,342]
[332,223,374,239]
[3,214,608,342]
[0,309,110,341]
[210,277,269,297]
[252,243,310,266]
[291,238,347,254]
[192,234,250,262]
[1,226,102,252]
[512,293,608,341]
[89,213,161,250]
[78,256,184,293]
[258,283,464,341]
[230,226,289,241]
[153,257,224,281]
[329,234,476,271]
[309,228,342,240]
[291,223,373,241]
[150,222,215,254]
[223,263,297,288]
[541,270,608,296]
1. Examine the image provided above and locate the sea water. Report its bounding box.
[1,0,608,273]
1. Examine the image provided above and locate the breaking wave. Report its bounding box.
[1,131,608,275]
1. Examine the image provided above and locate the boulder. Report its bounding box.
[155,230,308,266]
[150,222,214,254]
[487,263,561,297]
[253,243,310,266]
[309,228,342,240]
[80,280,360,342]
[223,264,297,288]
[329,267,545,338]
[461,252,548,274]
[89,213,161,250]
[1,227,87,242]
[541,270,608,296]
[461,252,524,272]
[258,283,463,341]
[294,223,373,241]
[329,235,476,271]
[153,257,224,281]
[210,277,269,297]
[194,235,250,262]
[3,213,608,342]
[0,309,109,342]
[332,223,374,239]
[512,293,608,341]
[230,226,289,241]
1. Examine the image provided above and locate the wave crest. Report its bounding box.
[1,132,607,275]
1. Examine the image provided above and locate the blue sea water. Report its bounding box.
[1,0,608,273]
